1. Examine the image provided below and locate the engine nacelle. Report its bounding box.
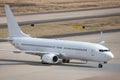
[42,54,59,64]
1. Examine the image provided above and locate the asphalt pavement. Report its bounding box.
[0,7,120,27]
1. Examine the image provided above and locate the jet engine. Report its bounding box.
[42,54,59,64]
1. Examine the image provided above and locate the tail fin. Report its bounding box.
[5,5,29,38]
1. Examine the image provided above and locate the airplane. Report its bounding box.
[4,5,114,68]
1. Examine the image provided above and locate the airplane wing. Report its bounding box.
[0,49,64,58]
[21,50,62,57]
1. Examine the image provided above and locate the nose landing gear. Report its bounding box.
[98,64,103,68]
[98,61,108,68]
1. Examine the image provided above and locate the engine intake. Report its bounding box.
[42,53,59,64]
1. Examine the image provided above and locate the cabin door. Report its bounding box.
[91,49,95,56]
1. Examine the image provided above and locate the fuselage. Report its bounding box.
[10,37,114,62]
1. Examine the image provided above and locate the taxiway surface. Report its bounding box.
[0,31,120,80]
[0,7,120,27]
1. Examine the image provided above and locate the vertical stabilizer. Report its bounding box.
[5,5,29,37]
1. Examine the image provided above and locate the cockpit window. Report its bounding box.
[99,49,110,52]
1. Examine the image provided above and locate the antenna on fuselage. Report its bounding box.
[99,32,105,45]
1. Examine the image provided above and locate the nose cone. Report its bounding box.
[110,52,114,59]
[106,52,114,61]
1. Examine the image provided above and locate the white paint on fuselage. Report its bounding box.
[11,37,112,62]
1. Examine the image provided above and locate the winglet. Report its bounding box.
[99,32,105,45]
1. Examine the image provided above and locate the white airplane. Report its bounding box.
[4,5,114,68]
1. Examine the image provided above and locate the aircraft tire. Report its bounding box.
[41,61,48,64]
[98,64,103,68]
[62,59,70,63]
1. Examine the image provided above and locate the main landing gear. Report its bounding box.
[62,59,70,63]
